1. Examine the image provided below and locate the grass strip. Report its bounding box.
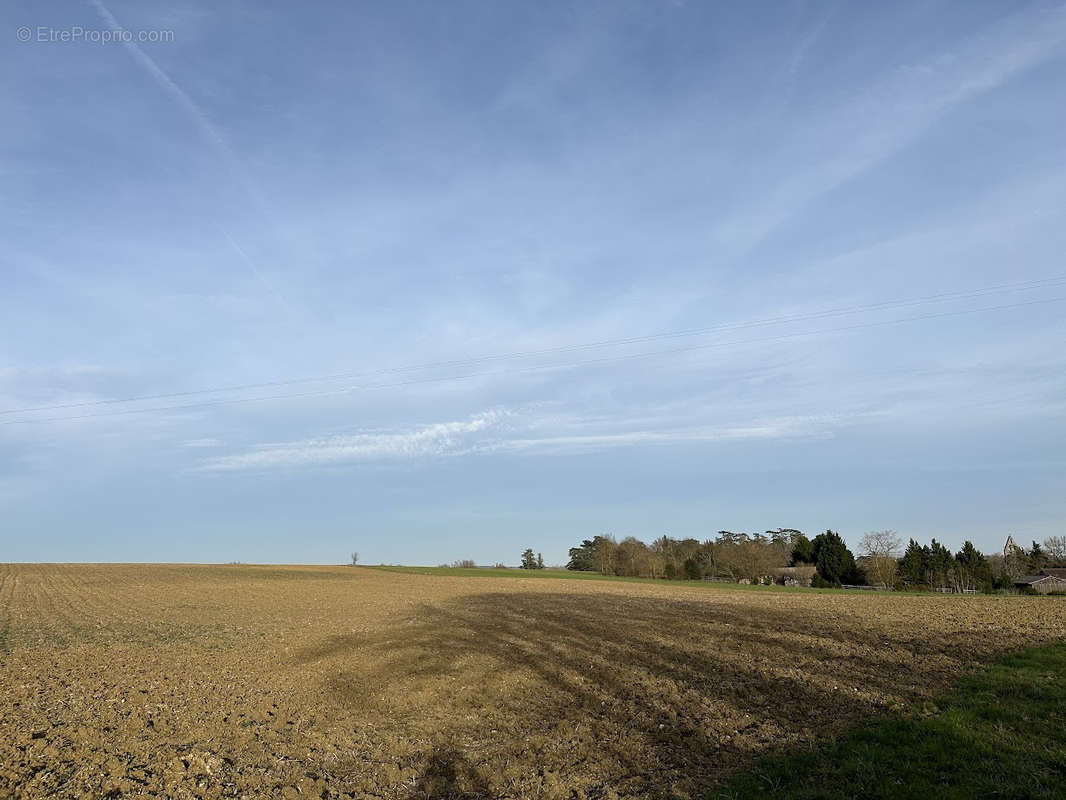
[710,641,1066,799]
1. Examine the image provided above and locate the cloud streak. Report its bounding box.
[199,411,507,471]
[717,3,1066,253]
[198,409,840,472]
[89,0,230,155]
[89,0,294,320]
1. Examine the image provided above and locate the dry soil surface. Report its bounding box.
[1,564,1063,799]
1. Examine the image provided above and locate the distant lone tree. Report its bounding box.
[520,549,537,570]
[350,551,359,566]
[536,552,545,569]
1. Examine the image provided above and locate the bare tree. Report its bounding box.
[594,535,618,575]
[350,551,359,566]
[1044,535,1066,565]
[859,530,903,558]
[859,530,902,587]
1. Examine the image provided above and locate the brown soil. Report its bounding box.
[0,564,1063,799]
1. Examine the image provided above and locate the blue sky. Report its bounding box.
[2,0,1065,565]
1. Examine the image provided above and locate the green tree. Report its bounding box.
[812,530,857,585]
[520,548,537,570]
[566,538,600,571]
[536,552,545,570]
[927,539,953,587]
[898,539,926,586]
[954,541,989,590]
[1028,541,1047,573]
[683,557,702,580]
[790,534,815,565]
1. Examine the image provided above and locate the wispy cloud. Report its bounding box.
[181,438,222,448]
[786,2,839,76]
[198,409,840,472]
[492,416,839,456]
[717,3,1066,252]
[199,411,508,471]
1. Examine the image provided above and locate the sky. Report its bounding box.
[2,1,1065,565]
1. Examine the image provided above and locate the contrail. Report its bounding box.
[89,0,231,155]
[217,224,298,319]
[88,0,297,320]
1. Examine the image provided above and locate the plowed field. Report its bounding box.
[1,564,1063,799]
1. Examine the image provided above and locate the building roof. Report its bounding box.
[1015,574,1066,585]
[1042,568,1066,578]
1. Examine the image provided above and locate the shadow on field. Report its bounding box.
[414,746,490,800]
[296,591,998,798]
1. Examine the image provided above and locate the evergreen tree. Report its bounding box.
[536,552,545,570]
[898,539,926,586]
[520,548,537,570]
[566,538,603,571]
[954,540,988,589]
[927,539,953,586]
[1028,541,1047,573]
[811,530,857,585]
[790,534,815,565]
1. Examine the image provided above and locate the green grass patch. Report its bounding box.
[711,641,1066,799]
[370,565,910,595]
[372,565,801,590]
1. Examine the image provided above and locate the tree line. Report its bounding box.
[565,530,1066,592]
[566,529,817,583]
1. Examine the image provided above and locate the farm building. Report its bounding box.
[770,565,817,587]
[1013,574,1066,594]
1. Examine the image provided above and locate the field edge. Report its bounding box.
[708,639,1066,800]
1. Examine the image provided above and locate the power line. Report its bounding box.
[3,273,1065,417]
[4,294,1062,426]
